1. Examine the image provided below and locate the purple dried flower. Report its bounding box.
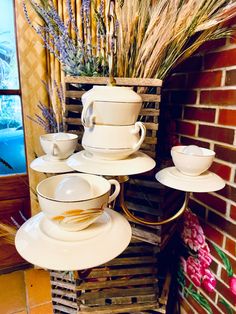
[66,0,79,33]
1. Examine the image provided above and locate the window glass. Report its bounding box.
[0,1,26,174]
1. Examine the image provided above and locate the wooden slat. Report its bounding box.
[78,302,159,313]
[65,76,162,87]
[139,94,161,102]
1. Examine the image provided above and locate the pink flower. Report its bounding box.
[198,244,212,268]
[202,269,216,292]
[180,256,187,272]
[186,256,203,287]
[229,277,236,296]
[182,215,205,251]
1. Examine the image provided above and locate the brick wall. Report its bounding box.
[161,35,236,313]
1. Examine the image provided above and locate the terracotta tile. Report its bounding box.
[200,89,236,106]
[214,145,236,164]
[198,125,234,144]
[24,269,52,308]
[187,71,222,88]
[184,107,215,122]
[0,270,26,314]
[29,303,53,314]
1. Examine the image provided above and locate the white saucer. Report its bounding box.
[156,167,225,192]
[30,155,74,173]
[67,150,156,176]
[15,209,131,271]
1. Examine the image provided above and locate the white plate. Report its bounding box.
[67,150,156,176]
[155,167,225,192]
[30,155,74,173]
[15,209,131,271]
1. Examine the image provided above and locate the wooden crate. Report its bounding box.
[64,76,162,159]
[50,240,170,314]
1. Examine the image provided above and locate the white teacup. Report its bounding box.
[82,122,146,160]
[40,132,78,160]
[81,86,142,127]
[36,173,120,231]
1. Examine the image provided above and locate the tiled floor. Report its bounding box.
[0,268,53,314]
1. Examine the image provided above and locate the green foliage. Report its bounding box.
[219,298,234,314]
[213,243,233,277]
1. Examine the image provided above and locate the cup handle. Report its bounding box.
[132,121,146,151]
[108,179,120,203]
[81,100,95,128]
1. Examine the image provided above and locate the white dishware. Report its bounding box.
[81,85,142,127]
[67,151,156,176]
[30,155,74,173]
[171,145,215,176]
[36,173,120,231]
[15,209,132,271]
[40,132,78,160]
[82,122,146,160]
[156,167,225,192]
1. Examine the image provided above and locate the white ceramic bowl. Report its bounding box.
[40,132,78,160]
[171,145,215,176]
[82,145,136,160]
[36,173,120,231]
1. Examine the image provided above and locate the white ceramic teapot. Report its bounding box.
[81,86,142,128]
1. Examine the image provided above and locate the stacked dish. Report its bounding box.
[81,86,146,160]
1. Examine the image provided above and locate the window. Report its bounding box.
[0,0,26,174]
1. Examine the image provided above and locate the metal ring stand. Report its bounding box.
[116,175,189,226]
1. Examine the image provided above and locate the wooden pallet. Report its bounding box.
[50,240,171,314]
[64,76,162,159]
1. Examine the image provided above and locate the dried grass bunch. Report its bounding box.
[23,0,236,80]
[116,0,236,79]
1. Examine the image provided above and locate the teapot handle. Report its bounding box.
[81,101,95,128]
[132,122,146,151]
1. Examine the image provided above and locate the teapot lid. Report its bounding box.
[82,86,142,103]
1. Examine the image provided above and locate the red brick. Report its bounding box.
[216,184,236,203]
[179,296,195,314]
[218,109,236,126]
[187,71,222,88]
[163,73,187,89]
[176,120,196,136]
[214,145,236,164]
[181,136,210,149]
[201,221,224,246]
[217,295,235,314]
[184,107,215,122]
[209,162,231,181]
[225,237,236,256]
[186,292,222,314]
[171,90,197,104]
[205,48,236,69]
[197,38,226,54]
[175,56,203,73]
[188,198,206,219]
[193,193,226,214]
[208,242,236,273]
[208,211,236,238]
[225,69,236,85]
[230,205,236,220]
[198,125,234,144]
[221,268,230,285]
[200,90,236,105]
[216,280,236,306]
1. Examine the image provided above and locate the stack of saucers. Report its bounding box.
[81,86,146,160]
